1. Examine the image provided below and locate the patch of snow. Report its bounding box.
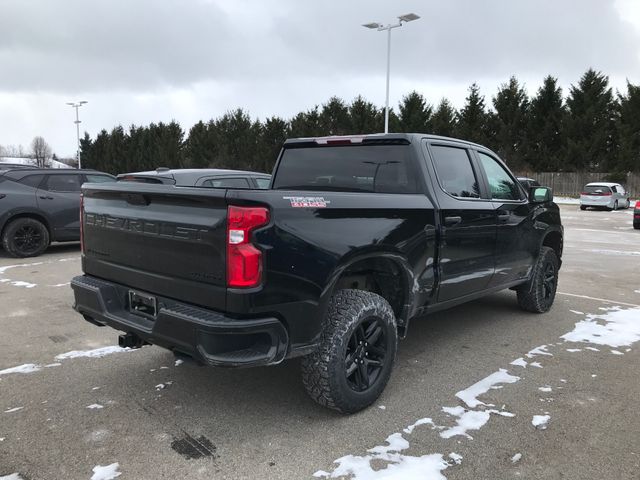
[585,249,640,257]
[585,347,600,351]
[538,386,552,392]
[55,346,131,360]
[50,282,70,287]
[378,405,386,410]
[592,374,597,378]
[403,418,434,434]
[532,415,550,430]
[561,307,640,348]
[554,196,580,205]
[87,404,104,410]
[174,359,184,366]
[8,281,36,288]
[440,408,491,439]
[611,350,624,355]
[448,452,463,465]
[570,310,584,315]
[511,453,522,464]
[455,369,520,408]
[510,357,528,368]
[155,383,166,390]
[566,348,582,352]
[4,407,24,413]
[91,463,121,480]
[0,474,26,480]
[92,387,101,390]
[0,363,41,376]
[529,362,543,368]
[560,379,567,383]
[526,345,553,358]
[314,433,450,480]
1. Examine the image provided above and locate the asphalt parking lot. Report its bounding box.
[1,204,639,480]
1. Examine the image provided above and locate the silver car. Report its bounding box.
[580,182,631,210]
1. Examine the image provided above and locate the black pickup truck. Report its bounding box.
[71,134,563,413]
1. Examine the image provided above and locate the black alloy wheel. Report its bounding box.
[345,316,387,392]
[2,218,50,258]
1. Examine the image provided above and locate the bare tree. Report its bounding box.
[31,136,52,168]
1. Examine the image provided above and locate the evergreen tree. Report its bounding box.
[617,81,640,173]
[259,116,289,173]
[290,106,321,137]
[525,76,566,171]
[489,76,530,169]
[319,97,350,135]
[397,91,432,133]
[431,99,457,137]
[456,83,489,145]
[215,109,260,170]
[349,96,380,134]
[564,69,618,171]
[184,120,219,168]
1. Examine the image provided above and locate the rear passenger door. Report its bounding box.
[36,173,83,240]
[474,151,533,287]
[424,142,497,303]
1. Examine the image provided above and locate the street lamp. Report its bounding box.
[363,13,420,134]
[66,101,88,169]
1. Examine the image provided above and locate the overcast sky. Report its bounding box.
[1,0,640,158]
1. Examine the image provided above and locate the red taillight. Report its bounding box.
[80,194,85,254]
[227,206,269,288]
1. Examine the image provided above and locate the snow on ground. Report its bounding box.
[90,463,121,480]
[561,307,640,348]
[4,407,24,413]
[0,474,26,480]
[532,415,550,430]
[86,404,104,410]
[0,364,41,376]
[455,369,520,408]
[314,305,640,479]
[55,346,131,360]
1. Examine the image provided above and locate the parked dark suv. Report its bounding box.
[0,168,115,257]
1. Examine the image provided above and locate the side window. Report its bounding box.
[18,174,45,188]
[430,145,480,198]
[255,177,271,189]
[611,185,618,193]
[85,174,115,183]
[202,178,251,189]
[618,185,626,195]
[477,152,522,201]
[45,174,82,192]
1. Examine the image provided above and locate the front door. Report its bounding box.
[475,150,533,286]
[424,142,497,303]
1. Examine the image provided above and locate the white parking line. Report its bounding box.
[557,292,640,308]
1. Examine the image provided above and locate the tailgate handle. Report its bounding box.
[124,193,150,206]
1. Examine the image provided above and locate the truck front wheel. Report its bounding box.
[301,289,397,414]
[516,246,559,313]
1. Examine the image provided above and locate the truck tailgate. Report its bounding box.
[81,182,228,310]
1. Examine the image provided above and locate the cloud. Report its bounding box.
[0,0,638,155]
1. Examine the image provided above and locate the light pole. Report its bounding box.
[363,13,420,134]
[66,101,88,169]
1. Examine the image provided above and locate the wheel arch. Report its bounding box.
[1,210,53,241]
[541,228,563,264]
[321,251,414,336]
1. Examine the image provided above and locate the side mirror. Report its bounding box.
[530,186,553,203]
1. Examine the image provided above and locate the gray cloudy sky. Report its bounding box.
[1,0,640,157]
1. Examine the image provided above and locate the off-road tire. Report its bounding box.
[301,289,397,414]
[516,246,559,313]
[2,217,50,258]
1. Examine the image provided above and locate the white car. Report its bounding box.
[580,182,631,210]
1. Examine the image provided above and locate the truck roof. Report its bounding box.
[284,133,488,150]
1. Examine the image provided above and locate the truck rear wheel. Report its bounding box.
[2,217,50,258]
[301,289,397,414]
[516,246,559,313]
